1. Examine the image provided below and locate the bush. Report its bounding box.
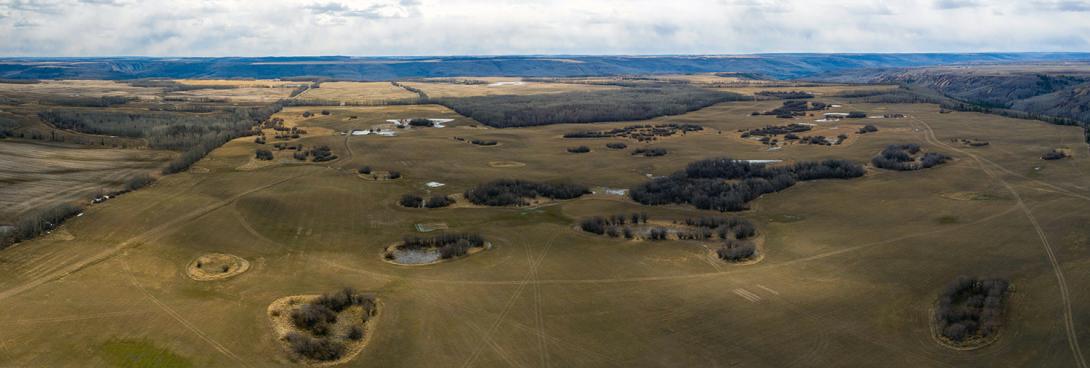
[408,118,434,127]
[358,166,372,174]
[857,124,879,134]
[716,240,756,261]
[284,332,345,361]
[424,195,454,208]
[255,149,274,160]
[309,146,337,162]
[346,326,364,341]
[632,148,667,157]
[388,171,401,179]
[606,142,628,149]
[1042,149,1068,160]
[464,180,589,206]
[847,111,867,118]
[399,194,423,208]
[567,146,591,153]
[291,304,337,332]
[471,139,498,146]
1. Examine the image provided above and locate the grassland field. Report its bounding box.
[0,78,1088,367]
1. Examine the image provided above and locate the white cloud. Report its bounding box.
[0,0,1087,56]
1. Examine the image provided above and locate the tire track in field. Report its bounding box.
[120,254,250,367]
[459,232,560,368]
[913,117,1087,368]
[0,172,304,304]
[324,202,1018,286]
[525,234,550,368]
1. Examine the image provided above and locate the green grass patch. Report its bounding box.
[97,338,192,368]
[936,215,960,225]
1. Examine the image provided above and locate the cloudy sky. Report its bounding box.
[1,0,1089,56]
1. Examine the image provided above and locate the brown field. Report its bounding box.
[0,79,1089,367]
[0,140,173,223]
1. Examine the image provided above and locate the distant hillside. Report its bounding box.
[2,53,1089,81]
[811,63,1090,124]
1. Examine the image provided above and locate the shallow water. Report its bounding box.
[392,248,441,264]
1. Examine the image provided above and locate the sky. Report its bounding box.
[1,0,1089,56]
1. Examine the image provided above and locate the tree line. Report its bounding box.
[432,87,746,128]
[464,180,589,206]
[399,233,486,259]
[0,203,83,249]
[399,194,455,209]
[631,157,865,212]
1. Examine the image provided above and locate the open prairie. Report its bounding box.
[1,79,1089,368]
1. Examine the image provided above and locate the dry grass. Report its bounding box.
[0,81,1089,367]
[296,82,418,102]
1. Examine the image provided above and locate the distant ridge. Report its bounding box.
[2,53,1089,81]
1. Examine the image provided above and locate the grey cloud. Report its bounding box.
[305,1,419,19]
[933,0,983,9]
[1031,0,1090,11]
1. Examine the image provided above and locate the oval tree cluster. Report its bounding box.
[934,276,1010,346]
[630,157,865,212]
[871,143,951,170]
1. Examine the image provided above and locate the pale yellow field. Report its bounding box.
[295,82,419,102]
[400,79,619,98]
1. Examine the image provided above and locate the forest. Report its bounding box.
[432,87,746,127]
[631,157,865,211]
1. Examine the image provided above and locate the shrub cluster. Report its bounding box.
[567,146,591,153]
[632,148,667,157]
[871,144,951,170]
[631,157,864,212]
[255,149,274,160]
[464,180,589,206]
[471,139,498,146]
[563,123,703,141]
[283,288,377,362]
[1042,149,1069,160]
[857,124,879,134]
[935,276,1010,343]
[716,239,757,261]
[309,146,337,162]
[606,142,628,149]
